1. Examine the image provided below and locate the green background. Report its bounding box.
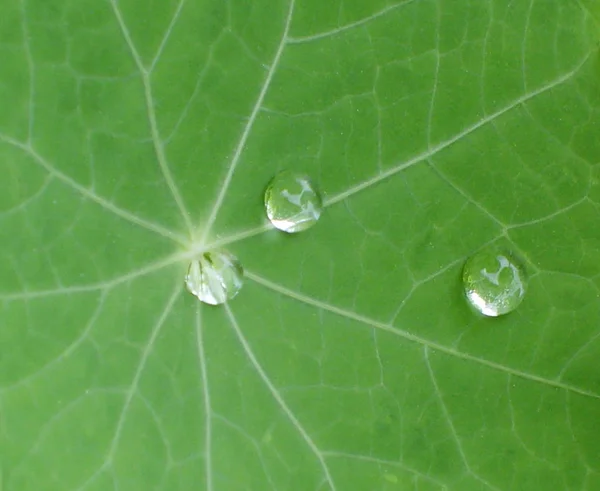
[1,0,600,489]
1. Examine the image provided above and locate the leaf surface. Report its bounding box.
[2,0,600,490]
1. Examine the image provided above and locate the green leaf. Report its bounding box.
[2,0,600,489]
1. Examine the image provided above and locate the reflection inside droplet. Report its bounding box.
[185,250,244,305]
[264,171,323,233]
[462,247,527,317]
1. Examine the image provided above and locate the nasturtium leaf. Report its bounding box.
[2,0,600,490]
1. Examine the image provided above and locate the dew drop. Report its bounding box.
[264,171,323,233]
[184,250,244,305]
[462,247,527,317]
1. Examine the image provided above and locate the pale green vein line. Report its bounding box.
[423,164,549,278]
[0,251,181,301]
[565,392,593,471]
[0,175,52,219]
[424,347,502,491]
[141,77,195,236]
[388,252,473,324]
[576,0,598,26]
[324,54,590,208]
[163,34,221,145]
[212,415,279,490]
[137,394,174,463]
[522,102,593,169]
[11,389,123,483]
[200,0,296,244]
[558,329,600,380]
[0,291,107,393]
[224,304,337,491]
[110,0,194,237]
[426,3,441,149]
[0,134,187,244]
[505,376,559,468]
[194,307,213,491]
[507,197,588,229]
[19,0,35,142]
[107,283,182,460]
[75,464,107,491]
[108,0,145,69]
[187,222,274,257]
[521,0,535,91]
[322,451,448,489]
[246,271,600,401]
[149,0,187,73]
[426,161,506,229]
[286,0,416,44]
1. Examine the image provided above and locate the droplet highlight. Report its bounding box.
[264,171,323,233]
[462,247,527,317]
[185,250,244,305]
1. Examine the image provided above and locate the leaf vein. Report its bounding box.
[106,283,182,461]
[287,0,417,44]
[0,250,182,301]
[0,135,187,244]
[149,0,188,73]
[225,303,337,491]
[246,271,600,400]
[0,291,107,393]
[424,347,502,491]
[194,307,213,491]
[110,0,194,236]
[322,451,448,489]
[200,0,296,244]
[324,54,591,208]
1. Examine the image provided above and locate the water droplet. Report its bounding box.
[185,250,243,305]
[462,247,527,317]
[264,171,323,233]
